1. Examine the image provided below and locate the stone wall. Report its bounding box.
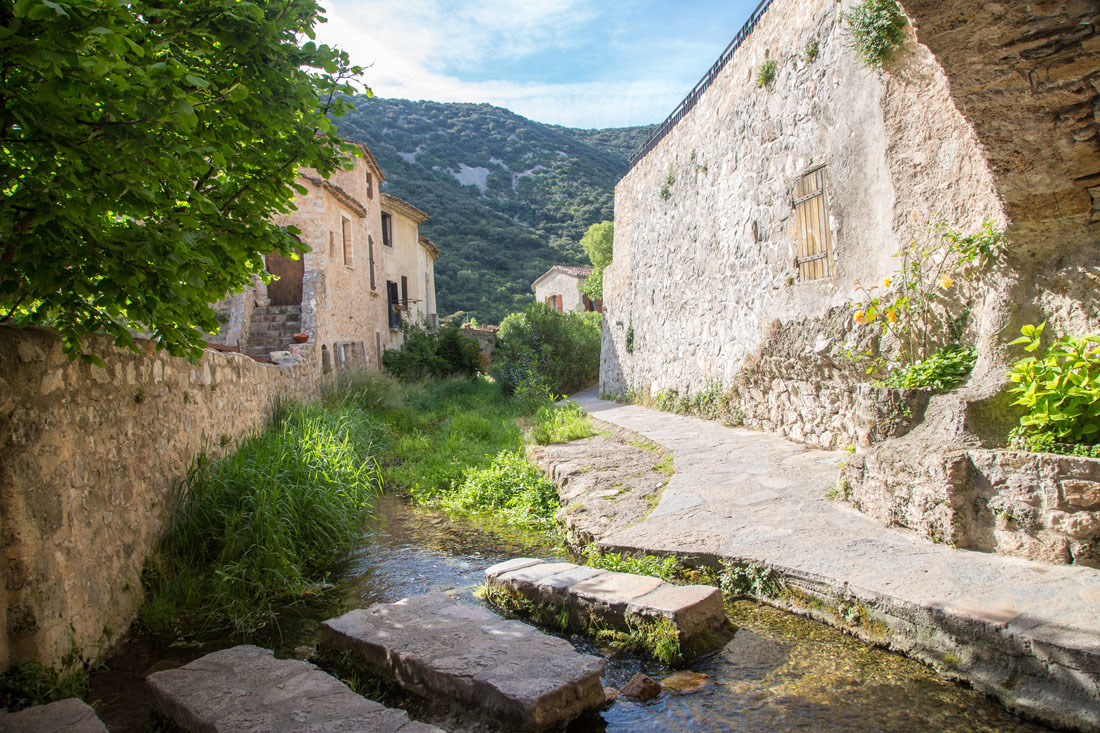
[843,447,1100,567]
[0,326,319,671]
[601,0,1008,444]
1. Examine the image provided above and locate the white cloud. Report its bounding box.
[313,0,687,128]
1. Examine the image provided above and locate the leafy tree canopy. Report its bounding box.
[580,220,612,301]
[1,0,364,362]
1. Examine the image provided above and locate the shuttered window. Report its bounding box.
[341,217,353,267]
[793,166,834,281]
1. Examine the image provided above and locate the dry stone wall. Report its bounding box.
[0,326,318,671]
[601,0,1007,445]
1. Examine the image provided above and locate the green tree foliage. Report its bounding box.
[843,0,909,68]
[333,98,653,324]
[580,220,613,301]
[491,302,602,397]
[1,0,362,361]
[382,323,483,380]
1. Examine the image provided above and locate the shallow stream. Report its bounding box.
[90,496,1049,731]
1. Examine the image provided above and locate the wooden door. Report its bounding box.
[266,253,304,306]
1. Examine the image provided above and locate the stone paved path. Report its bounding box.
[573,389,1100,731]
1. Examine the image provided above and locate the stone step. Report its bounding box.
[0,698,108,732]
[321,593,605,732]
[146,645,440,733]
[485,558,726,644]
[252,305,301,315]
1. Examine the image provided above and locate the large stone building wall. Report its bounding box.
[0,327,318,672]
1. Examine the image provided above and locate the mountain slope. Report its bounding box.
[334,97,653,323]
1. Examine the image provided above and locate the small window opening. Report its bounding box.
[400,275,409,308]
[381,212,393,247]
[366,172,374,200]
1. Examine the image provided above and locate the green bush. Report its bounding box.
[141,403,383,633]
[872,346,977,391]
[1007,323,1100,449]
[491,302,602,397]
[382,323,483,380]
[527,400,597,445]
[843,0,909,68]
[441,450,560,528]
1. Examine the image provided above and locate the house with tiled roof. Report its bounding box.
[380,194,439,349]
[532,265,601,313]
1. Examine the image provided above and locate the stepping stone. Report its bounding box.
[145,645,440,732]
[484,558,726,644]
[0,698,107,733]
[320,593,605,732]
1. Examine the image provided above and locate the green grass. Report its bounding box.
[581,543,681,582]
[440,450,560,529]
[526,400,597,445]
[141,401,384,634]
[0,655,89,712]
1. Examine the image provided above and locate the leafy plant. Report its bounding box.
[382,323,483,380]
[581,544,681,582]
[0,639,89,711]
[872,346,977,391]
[804,38,820,63]
[580,221,613,302]
[849,218,1006,369]
[843,0,909,68]
[527,400,596,445]
[1,0,363,361]
[441,450,560,528]
[756,59,778,87]
[490,302,602,397]
[719,561,785,599]
[625,324,635,354]
[1007,323,1100,448]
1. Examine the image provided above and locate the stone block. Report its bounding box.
[321,593,604,732]
[146,645,437,733]
[0,698,107,733]
[625,583,725,637]
[568,571,664,618]
[484,557,544,580]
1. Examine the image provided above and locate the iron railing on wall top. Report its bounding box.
[628,0,777,170]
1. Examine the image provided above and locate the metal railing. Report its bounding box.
[628,0,776,169]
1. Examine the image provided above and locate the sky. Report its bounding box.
[314,0,763,130]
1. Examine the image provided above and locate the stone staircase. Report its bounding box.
[244,304,302,357]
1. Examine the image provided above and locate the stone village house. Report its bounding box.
[531,265,602,313]
[602,0,1100,565]
[210,144,439,372]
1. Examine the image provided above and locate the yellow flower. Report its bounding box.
[883,278,891,288]
[886,309,897,323]
[939,276,954,289]
[854,310,867,324]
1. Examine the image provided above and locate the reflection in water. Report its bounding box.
[89,496,1049,732]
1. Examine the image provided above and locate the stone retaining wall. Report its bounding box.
[843,447,1100,566]
[0,326,318,671]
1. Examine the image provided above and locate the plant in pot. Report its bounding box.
[292,332,309,344]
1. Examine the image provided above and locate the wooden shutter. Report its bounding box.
[342,218,353,266]
[793,167,834,281]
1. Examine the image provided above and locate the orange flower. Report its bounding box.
[883,278,891,288]
[939,276,954,289]
[854,310,867,324]
[886,309,898,323]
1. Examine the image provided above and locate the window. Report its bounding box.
[793,166,834,281]
[544,294,563,312]
[400,275,408,308]
[366,172,374,200]
[381,212,393,247]
[367,234,376,290]
[386,281,401,329]
[341,217,353,267]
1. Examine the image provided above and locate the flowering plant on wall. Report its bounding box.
[847,218,1006,382]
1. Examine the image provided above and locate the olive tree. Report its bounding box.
[1,0,365,361]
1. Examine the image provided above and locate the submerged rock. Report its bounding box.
[621,673,662,702]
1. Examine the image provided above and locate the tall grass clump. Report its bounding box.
[141,401,384,634]
[527,399,597,445]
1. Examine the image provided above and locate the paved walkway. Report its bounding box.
[572,389,1100,731]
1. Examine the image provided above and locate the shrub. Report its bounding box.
[844,0,909,68]
[141,402,383,633]
[872,346,977,391]
[1007,323,1100,449]
[527,400,597,445]
[441,450,560,528]
[491,303,601,398]
[382,323,482,380]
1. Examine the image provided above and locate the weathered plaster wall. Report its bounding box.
[0,327,318,671]
[380,200,426,349]
[534,272,587,314]
[601,0,1008,447]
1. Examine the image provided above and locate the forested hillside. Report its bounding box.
[334,97,652,323]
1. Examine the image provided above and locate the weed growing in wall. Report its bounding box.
[1007,323,1100,452]
[804,38,820,64]
[843,0,909,68]
[872,346,977,391]
[659,164,675,200]
[581,543,682,582]
[756,59,778,88]
[625,324,635,354]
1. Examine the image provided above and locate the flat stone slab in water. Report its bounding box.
[486,558,725,640]
[320,593,605,732]
[145,645,439,732]
[0,698,107,733]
